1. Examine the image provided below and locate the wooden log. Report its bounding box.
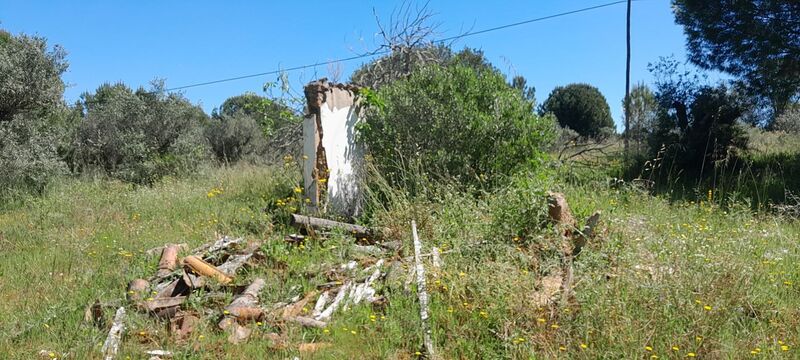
[183,256,232,285]
[221,279,265,323]
[145,243,188,257]
[312,291,330,317]
[411,221,436,359]
[156,245,180,278]
[191,236,245,256]
[314,282,351,321]
[290,214,374,238]
[216,254,253,276]
[101,307,125,360]
[144,296,187,311]
[287,316,327,328]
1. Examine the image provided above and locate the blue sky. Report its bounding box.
[1,0,691,130]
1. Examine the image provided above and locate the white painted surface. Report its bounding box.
[319,101,363,216]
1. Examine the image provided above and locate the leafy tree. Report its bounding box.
[359,64,555,190]
[0,30,68,123]
[511,75,536,104]
[672,0,800,119]
[212,92,299,138]
[73,81,210,184]
[540,83,614,138]
[622,83,658,152]
[205,113,266,164]
[771,103,800,133]
[0,30,69,194]
[647,58,749,178]
[351,46,497,89]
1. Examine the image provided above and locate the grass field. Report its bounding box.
[1,162,799,359]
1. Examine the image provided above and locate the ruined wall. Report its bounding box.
[303,80,364,218]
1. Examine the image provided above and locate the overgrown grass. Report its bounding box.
[1,161,798,358]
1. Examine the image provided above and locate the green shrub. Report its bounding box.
[540,83,615,138]
[771,105,800,134]
[0,30,69,195]
[0,114,66,196]
[358,64,555,190]
[205,113,267,164]
[73,82,211,184]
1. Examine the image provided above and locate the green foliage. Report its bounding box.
[359,64,555,190]
[540,83,614,138]
[213,92,299,138]
[351,46,497,89]
[488,169,554,242]
[672,0,800,118]
[771,104,800,134]
[0,31,68,123]
[0,114,67,196]
[623,83,658,152]
[646,58,749,180]
[205,113,266,164]
[0,31,69,195]
[73,81,211,184]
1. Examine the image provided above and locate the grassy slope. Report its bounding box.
[1,164,798,359]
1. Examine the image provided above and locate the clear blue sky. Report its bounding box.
[1,0,692,130]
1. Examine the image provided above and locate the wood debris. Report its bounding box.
[411,220,436,359]
[101,307,125,360]
[156,244,181,278]
[183,256,232,285]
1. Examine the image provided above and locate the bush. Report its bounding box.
[358,64,555,190]
[0,31,67,123]
[540,83,615,138]
[0,30,69,195]
[0,114,66,195]
[205,113,267,164]
[771,105,800,134]
[73,82,211,184]
[647,84,748,178]
[213,92,300,138]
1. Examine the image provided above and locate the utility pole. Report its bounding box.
[624,0,632,160]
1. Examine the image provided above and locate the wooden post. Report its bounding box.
[411,221,436,358]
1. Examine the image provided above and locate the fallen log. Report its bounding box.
[216,253,253,276]
[221,278,266,322]
[314,282,351,321]
[183,256,232,285]
[290,214,375,238]
[101,307,125,360]
[287,316,327,328]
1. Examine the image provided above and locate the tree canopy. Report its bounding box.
[540,83,614,138]
[0,30,68,123]
[672,0,800,118]
[213,92,299,138]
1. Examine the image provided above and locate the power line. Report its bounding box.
[162,0,632,93]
